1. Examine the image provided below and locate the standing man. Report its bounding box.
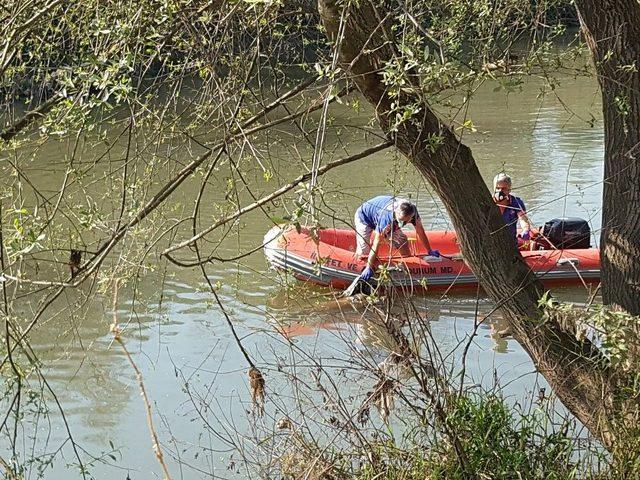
[354,195,439,281]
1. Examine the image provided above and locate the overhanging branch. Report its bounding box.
[162,140,393,262]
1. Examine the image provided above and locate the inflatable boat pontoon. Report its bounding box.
[263,223,600,292]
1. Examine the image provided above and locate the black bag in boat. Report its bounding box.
[541,217,591,249]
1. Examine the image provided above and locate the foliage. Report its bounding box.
[539,298,640,374]
[353,393,587,480]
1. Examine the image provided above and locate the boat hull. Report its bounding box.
[263,226,600,292]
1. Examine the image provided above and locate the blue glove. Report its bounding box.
[520,231,530,241]
[427,249,440,258]
[360,266,375,281]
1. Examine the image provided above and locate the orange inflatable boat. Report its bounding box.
[263,221,600,292]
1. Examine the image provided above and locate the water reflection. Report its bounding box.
[25,286,166,444]
[267,285,507,356]
[266,280,597,360]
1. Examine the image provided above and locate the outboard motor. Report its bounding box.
[540,217,591,249]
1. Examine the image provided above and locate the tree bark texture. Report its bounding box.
[317,0,628,448]
[575,0,640,315]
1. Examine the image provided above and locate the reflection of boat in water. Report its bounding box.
[264,225,600,292]
[265,289,431,368]
[264,286,518,366]
[266,287,488,328]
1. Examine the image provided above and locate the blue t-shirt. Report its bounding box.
[357,195,420,235]
[500,195,526,240]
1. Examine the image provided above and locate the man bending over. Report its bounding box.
[354,195,439,281]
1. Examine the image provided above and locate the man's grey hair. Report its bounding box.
[493,172,512,190]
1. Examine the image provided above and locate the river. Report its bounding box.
[2,67,603,478]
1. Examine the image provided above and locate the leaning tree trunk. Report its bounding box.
[574,0,640,315]
[317,0,630,449]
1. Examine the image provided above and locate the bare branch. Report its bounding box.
[162,140,393,259]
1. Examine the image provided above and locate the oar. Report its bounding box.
[441,253,464,261]
[378,252,465,261]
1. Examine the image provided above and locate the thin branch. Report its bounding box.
[162,140,392,259]
[0,93,63,143]
[111,280,172,480]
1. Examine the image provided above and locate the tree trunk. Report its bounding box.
[574,0,640,315]
[317,0,630,449]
